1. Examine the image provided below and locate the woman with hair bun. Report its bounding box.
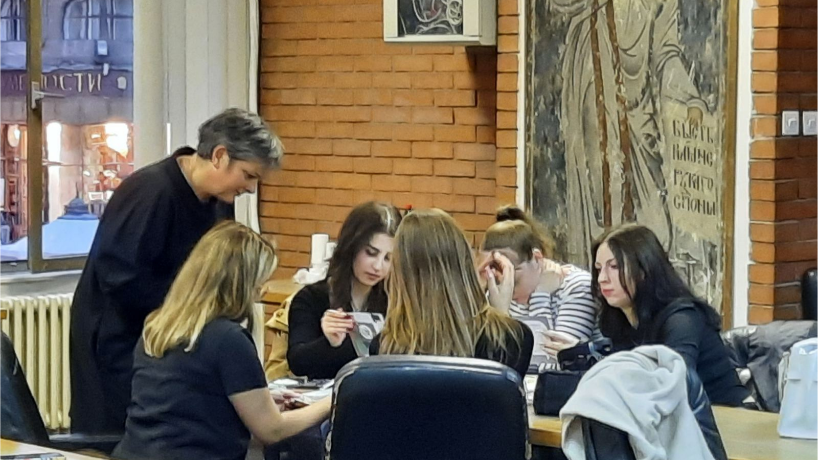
[480,206,598,356]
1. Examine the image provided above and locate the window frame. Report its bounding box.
[0,0,26,42]
[62,0,133,42]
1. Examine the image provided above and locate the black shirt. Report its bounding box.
[69,148,230,432]
[369,321,534,377]
[287,280,359,379]
[632,300,749,406]
[112,318,267,460]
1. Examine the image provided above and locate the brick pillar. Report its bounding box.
[748,2,817,323]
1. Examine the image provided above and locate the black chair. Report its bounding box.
[579,368,727,460]
[721,320,817,412]
[326,355,530,460]
[802,268,817,321]
[1,332,121,454]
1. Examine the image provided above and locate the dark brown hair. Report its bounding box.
[482,205,555,261]
[327,201,401,314]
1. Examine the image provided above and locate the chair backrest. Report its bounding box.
[1,332,50,444]
[326,355,530,460]
[802,268,817,321]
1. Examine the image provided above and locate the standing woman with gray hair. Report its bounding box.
[69,108,283,436]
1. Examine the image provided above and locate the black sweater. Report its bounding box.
[370,322,534,377]
[624,299,749,407]
[287,281,359,379]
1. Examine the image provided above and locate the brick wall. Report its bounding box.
[258,0,817,325]
[258,0,520,278]
[748,1,817,323]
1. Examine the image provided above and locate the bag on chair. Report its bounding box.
[533,338,613,416]
[778,337,818,439]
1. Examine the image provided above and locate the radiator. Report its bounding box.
[1,294,72,431]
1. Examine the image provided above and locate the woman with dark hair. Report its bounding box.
[592,224,748,406]
[287,201,402,380]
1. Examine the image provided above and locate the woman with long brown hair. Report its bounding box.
[372,209,533,376]
[287,201,402,379]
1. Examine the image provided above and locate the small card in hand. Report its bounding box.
[348,312,385,357]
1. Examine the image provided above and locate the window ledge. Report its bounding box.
[1,269,81,297]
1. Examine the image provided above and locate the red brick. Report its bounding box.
[393,55,434,72]
[454,143,495,161]
[496,167,517,187]
[434,160,476,177]
[393,90,435,107]
[372,107,412,123]
[412,107,454,124]
[315,89,353,105]
[372,141,412,158]
[335,72,372,90]
[333,139,371,156]
[452,178,496,196]
[454,108,494,126]
[412,142,453,159]
[496,130,518,148]
[412,73,455,89]
[393,125,435,141]
[433,55,474,72]
[353,124,394,140]
[748,305,774,324]
[412,176,453,193]
[315,122,353,139]
[316,156,355,172]
[282,155,316,171]
[434,90,476,107]
[477,126,496,144]
[497,54,518,73]
[333,106,371,122]
[476,161,496,179]
[315,56,354,71]
[393,159,433,175]
[279,188,316,203]
[434,126,476,142]
[332,173,371,190]
[353,89,393,105]
[372,175,411,192]
[354,56,392,72]
[433,194,476,213]
[354,158,393,174]
[372,73,412,89]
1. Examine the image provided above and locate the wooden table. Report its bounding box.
[0,439,106,459]
[529,405,817,460]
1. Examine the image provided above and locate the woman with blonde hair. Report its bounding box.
[113,222,330,460]
[371,209,534,376]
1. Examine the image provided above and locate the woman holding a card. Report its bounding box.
[113,222,331,460]
[287,201,402,380]
[480,206,598,357]
[371,209,534,376]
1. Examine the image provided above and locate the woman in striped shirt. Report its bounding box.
[480,206,598,348]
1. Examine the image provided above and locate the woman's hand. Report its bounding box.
[538,259,566,294]
[321,309,353,348]
[270,389,301,412]
[479,251,515,313]
[542,330,579,357]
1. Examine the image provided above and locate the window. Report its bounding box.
[63,0,133,42]
[1,0,134,272]
[0,0,25,42]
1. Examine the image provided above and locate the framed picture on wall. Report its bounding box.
[524,0,739,321]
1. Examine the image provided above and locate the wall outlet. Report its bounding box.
[803,111,817,136]
[782,110,800,136]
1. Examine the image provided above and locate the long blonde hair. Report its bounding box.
[380,209,521,360]
[143,221,277,357]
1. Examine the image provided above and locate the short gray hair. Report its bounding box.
[197,108,282,169]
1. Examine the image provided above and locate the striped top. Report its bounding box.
[509,265,599,341]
